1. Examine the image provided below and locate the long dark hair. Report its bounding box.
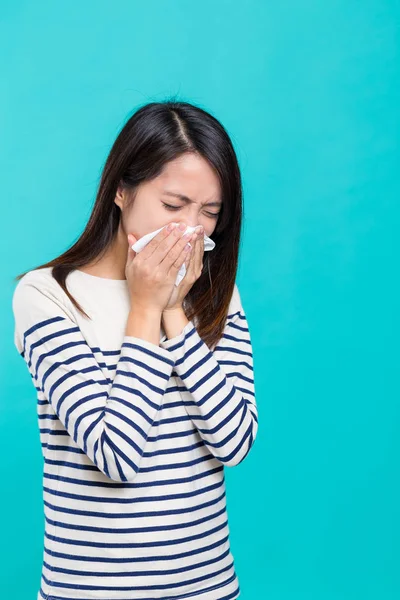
[15,99,243,350]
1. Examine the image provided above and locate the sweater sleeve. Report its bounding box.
[12,278,174,483]
[160,284,258,467]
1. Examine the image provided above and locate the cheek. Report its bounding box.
[135,220,178,240]
[204,224,216,238]
[139,205,178,236]
[124,207,167,239]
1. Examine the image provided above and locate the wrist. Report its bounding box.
[163,305,184,315]
[162,306,189,339]
[126,307,163,345]
[129,303,163,319]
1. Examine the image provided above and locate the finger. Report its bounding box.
[169,237,193,277]
[137,222,178,261]
[193,232,204,275]
[184,233,199,279]
[127,234,138,262]
[144,222,191,267]
[185,237,196,269]
[161,230,195,274]
[178,236,195,282]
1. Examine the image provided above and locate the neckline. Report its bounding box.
[71,269,128,286]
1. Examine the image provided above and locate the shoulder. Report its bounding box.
[13,266,56,296]
[12,267,76,354]
[14,266,55,287]
[12,267,68,314]
[228,282,243,316]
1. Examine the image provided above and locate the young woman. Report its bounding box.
[12,100,258,600]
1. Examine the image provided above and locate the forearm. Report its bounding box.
[162,307,189,340]
[14,283,174,483]
[159,304,258,467]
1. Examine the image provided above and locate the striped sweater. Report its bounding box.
[12,266,258,600]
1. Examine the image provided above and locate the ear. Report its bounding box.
[114,184,125,209]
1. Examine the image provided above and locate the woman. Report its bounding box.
[12,100,258,600]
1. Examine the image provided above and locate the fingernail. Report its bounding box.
[178,222,186,231]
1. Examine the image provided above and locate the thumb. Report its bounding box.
[127,234,138,261]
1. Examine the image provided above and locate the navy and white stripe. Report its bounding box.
[160,312,258,466]
[12,268,258,600]
[21,308,175,483]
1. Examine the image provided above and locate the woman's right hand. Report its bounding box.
[125,221,195,314]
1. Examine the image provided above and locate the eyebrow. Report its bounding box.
[162,190,222,207]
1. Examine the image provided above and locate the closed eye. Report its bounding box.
[162,202,219,219]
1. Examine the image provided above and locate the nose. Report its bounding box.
[181,217,198,228]
[178,220,203,232]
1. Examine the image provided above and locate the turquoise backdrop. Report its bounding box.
[1,1,399,599]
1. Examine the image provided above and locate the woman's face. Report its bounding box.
[115,153,222,241]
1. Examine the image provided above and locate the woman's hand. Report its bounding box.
[126,222,196,314]
[163,224,205,313]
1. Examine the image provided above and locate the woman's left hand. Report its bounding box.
[163,225,205,312]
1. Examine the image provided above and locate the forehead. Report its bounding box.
[154,154,221,200]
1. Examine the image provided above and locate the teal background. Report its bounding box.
[1,1,399,598]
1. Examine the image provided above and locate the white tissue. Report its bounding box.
[131,222,216,286]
